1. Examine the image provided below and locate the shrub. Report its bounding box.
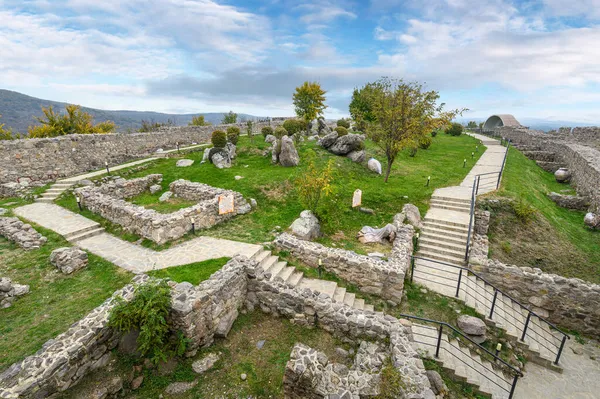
[334,126,348,136]
[408,146,418,157]
[274,126,287,138]
[418,136,432,149]
[261,126,273,138]
[108,280,187,364]
[226,126,240,145]
[246,120,254,139]
[282,118,306,135]
[295,160,335,218]
[336,118,350,129]
[445,122,463,136]
[431,130,438,137]
[512,198,536,223]
[28,105,116,137]
[211,130,227,148]
[188,115,211,126]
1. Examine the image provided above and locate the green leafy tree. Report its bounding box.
[28,105,116,138]
[246,120,254,141]
[358,78,465,182]
[226,126,240,145]
[189,115,211,126]
[445,122,463,136]
[222,111,237,124]
[292,81,327,134]
[467,121,478,128]
[0,115,14,140]
[282,118,307,136]
[211,130,227,148]
[349,85,377,132]
[336,118,350,129]
[261,126,273,138]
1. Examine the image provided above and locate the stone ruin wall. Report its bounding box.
[469,211,600,337]
[76,177,250,245]
[0,121,279,186]
[0,256,434,399]
[273,223,414,304]
[493,126,600,211]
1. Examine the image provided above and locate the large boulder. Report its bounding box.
[367,158,382,175]
[176,159,194,167]
[210,148,232,169]
[289,210,321,241]
[201,147,212,163]
[547,192,589,210]
[318,132,338,149]
[457,315,487,336]
[426,370,448,396]
[50,247,89,274]
[401,203,422,229]
[584,212,600,229]
[328,134,364,155]
[357,224,397,244]
[279,136,300,167]
[149,184,162,194]
[347,150,366,163]
[225,142,237,160]
[265,134,277,144]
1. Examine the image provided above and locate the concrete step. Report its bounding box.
[353,298,365,310]
[419,243,466,259]
[420,231,467,246]
[333,286,346,303]
[417,250,465,266]
[253,250,270,266]
[363,304,374,312]
[262,256,279,273]
[420,226,468,240]
[287,271,303,287]
[423,221,470,234]
[430,195,472,205]
[64,224,102,240]
[67,227,105,242]
[429,203,471,213]
[343,292,356,307]
[45,188,68,194]
[424,217,470,229]
[298,279,337,299]
[266,260,285,279]
[277,265,294,282]
[419,237,466,252]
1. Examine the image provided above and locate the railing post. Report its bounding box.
[489,289,498,319]
[475,175,480,196]
[464,177,477,262]
[455,269,463,298]
[521,311,532,341]
[555,335,568,365]
[508,374,519,399]
[410,257,415,283]
[435,325,443,358]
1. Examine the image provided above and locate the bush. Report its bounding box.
[211,130,227,148]
[512,198,536,223]
[295,160,335,217]
[334,126,348,136]
[418,136,432,149]
[246,120,254,138]
[445,122,463,136]
[282,118,306,135]
[226,126,240,145]
[336,118,350,129]
[108,280,187,364]
[408,146,418,157]
[261,126,273,138]
[274,126,287,138]
[431,130,438,137]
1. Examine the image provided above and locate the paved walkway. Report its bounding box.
[13,202,261,273]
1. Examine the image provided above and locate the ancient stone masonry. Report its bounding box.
[0,217,47,250]
[0,277,29,309]
[76,176,251,244]
[0,274,148,399]
[0,121,280,186]
[273,230,413,303]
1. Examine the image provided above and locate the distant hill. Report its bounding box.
[0,89,260,134]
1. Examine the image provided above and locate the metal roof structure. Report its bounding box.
[483,114,521,130]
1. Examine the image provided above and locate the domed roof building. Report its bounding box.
[483,114,521,130]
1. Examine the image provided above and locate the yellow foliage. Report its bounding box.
[28,105,116,138]
[294,159,335,216]
[0,114,13,140]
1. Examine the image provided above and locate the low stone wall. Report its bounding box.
[0,217,47,250]
[76,177,250,244]
[0,275,147,398]
[169,257,249,356]
[273,230,412,303]
[0,121,285,187]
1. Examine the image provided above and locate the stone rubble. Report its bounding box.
[0,216,47,250]
[547,192,590,210]
[50,247,89,274]
[0,277,30,309]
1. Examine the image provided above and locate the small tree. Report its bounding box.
[226,126,240,145]
[261,126,273,138]
[282,118,306,136]
[445,122,463,136]
[246,120,254,141]
[295,160,335,217]
[292,81,327,134]
[189,115,211,126]
[467,121,478,129]
[349,85,377,132]
[0,115,13,140]
[336,118,350,129]
[211,130,227,148]
[359,78,465,182]
[222,111,237,124]
[28,105,115,138]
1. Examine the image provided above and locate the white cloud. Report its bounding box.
[295,1,357,24]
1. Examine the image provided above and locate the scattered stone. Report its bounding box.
[158,191,173,202]
[420,288,428,294]
[176,159,194,167]
[584,212,600,229]
[357,224,397,244]
[426,370,447,396]
[131,375,144,390]
[400,203,423,229]
[265,134,277,144]
[50,247,89,274]
[257,340,266,349]
[367,158,382,175]
[328,134,364,155]
[335,347,350,358]
[318,131,338,148]
[149,184,162,194]
[547,192,589,210]
[0,277,29,309]
[250,198,258,209]
[571,346,584,355]
[155,148,164,153]
[0,217,47,250]
[234,175,244,180]
[165,380,198,395]
[347,150,366,163]
[201,147,212,163]
[279,136,300,167]
[240,373,247,381]
[225,142,237,160]
[0,208,6,216]
[359,207,375,215]
[554,167,571,183]
[457,315,487,336]
[289,210,321,241]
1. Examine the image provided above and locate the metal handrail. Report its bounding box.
[410,255,571,365]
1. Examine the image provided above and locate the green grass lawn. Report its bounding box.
[148,257,230,285]
[485,147,600,282]
[0,226,133,370]
[57,133,483,253]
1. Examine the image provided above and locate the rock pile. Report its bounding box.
[318,132,366,163]
[0,217,47,250]
[548,192,589,210]
[0,277,29,308]
[50,247,89,274]
[269,136,300,167]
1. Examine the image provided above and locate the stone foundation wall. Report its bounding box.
[0,121,280,186]
[0,275,147,398]
[0,217,47,250]
[273,230,412,303]
[76,178,250,244]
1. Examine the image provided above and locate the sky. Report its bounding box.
[2,0,600,122]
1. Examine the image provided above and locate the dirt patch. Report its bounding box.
[258,180,293,201]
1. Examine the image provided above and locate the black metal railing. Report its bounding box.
[400,313,522,399]
[409,256,570,366]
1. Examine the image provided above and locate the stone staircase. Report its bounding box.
[64,223,105,243]
[36,181,75,203]
[250,249,374,312]
[411,322,516,399]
